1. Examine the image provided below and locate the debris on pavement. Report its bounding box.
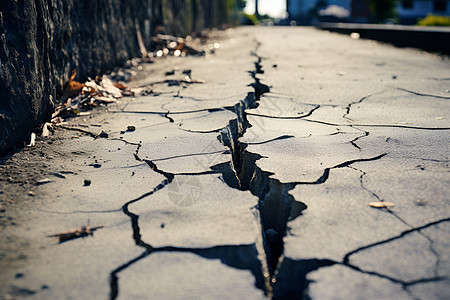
[99,131,109,138]
[41,123,52,137]
[126,126,136,132]
[60,70,86,103]
[369,201,395,208]
[47,224,104,243]
[26,133,36,147]
[83,179,91,186]
[36,178,52,186]
[165,69,176,76]
[151,33,205,57]
[50,172,66,179]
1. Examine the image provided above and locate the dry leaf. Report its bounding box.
[113,82,128,90]
[369,201,395,208]
[47,225,104,243]
[61,69,86,102]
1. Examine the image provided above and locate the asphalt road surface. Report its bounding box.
[1,26,449,300]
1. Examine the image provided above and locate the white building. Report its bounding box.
[287,0,450,24]
[287,0,351,23]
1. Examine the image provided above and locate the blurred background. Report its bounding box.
[240,0,450,26]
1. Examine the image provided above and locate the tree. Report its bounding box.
[365,0,399,22]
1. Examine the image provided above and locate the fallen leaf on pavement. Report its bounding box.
[113,82,128,90]
[47,225,104,243]
[61,70,86,103]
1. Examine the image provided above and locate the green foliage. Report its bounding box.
[417,14,450,26]
[227,0,246,11]
[240,13,260,25]
[365,0,399,22]
[237,0,246,10]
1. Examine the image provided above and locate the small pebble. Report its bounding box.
[127,126,136,132]
[36,178,52,185]
[99,131,108,138]
[84,179,91,186]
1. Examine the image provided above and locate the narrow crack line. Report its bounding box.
[290,153,387,185]
[349,126,369,150]
[110,138,141,146]
[397,87,450,99]
[420,232,441,278]
[349,166,412,228]
[246,135,295,145]
[110,110,163,115]
[151,150,227,162]
[302,118,450,130]
[332,153,387,169]
[160,98,176,112]
[164,170,218,176]
[343,262,446,288]
[343,94,371,121]
[343,262,408,285]
[403,157,450,163]
[427,77,450,81]
[164,111,174,123]
[121,180,171,247]
[342,217,450,265]
[55,125,99,138]
[263,92,340,107]
[132,78,205,87]
[173,93,244,102]
[110,107,224,115]
[115,163,148,169]
[179,126,228,133]
[133,142,143,161]
[110,251,149,300]
[246,105,320,119]
[348,165,444,281]
[36,208,121,214]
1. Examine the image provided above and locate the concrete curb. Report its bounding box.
[318,23,450,55]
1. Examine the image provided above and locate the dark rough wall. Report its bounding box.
[0,0,235,154]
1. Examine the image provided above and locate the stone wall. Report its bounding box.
[0,0,237,154]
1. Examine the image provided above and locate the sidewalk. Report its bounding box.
[1,26,449,299]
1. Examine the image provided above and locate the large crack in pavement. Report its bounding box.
[108,39,449,299]
[213,45,391,297]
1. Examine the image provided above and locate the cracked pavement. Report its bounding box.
[1,27,449,299]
